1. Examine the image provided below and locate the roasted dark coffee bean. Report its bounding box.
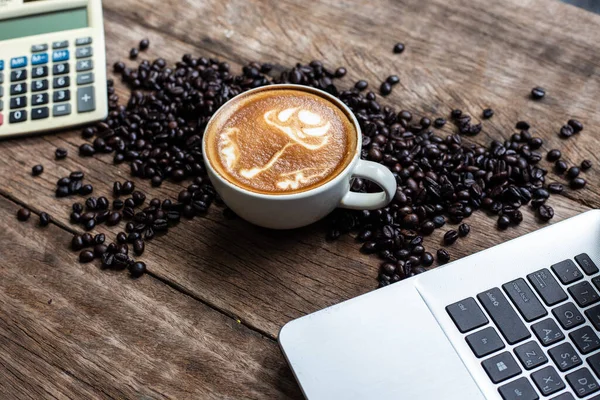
[55,148,67,159]
[433,118,446,128]
[127,232,141,243]
[547,149,561,161]
[166,211,181,223]
[79,250,95,263]
[132,191,146,206]
[71,235,84,251]
[443,230,459,245]
[530,87,545,99]
[116,232,127,244]
[361,241,377,254]
[16,208,30,221]
[124,198,135,209]
[32,164,44,176]
[116,243,129,255]
[568,119,583,133]
[113,181,122,196]
[334,67,347,77]
[101,252,115,268]
[458,223,470,237]
[129,47,139,59]
[72,202,83,213]
[354,80,368,91]
[153,219,168,231]
[94,233,105,245]
[79,184,93,195]
[437,249,450,264]
[529,137,543,149]
[121,181,135,195]
[94,244,108,257]
[420,117,431,128]
[537,205,554,221]
[559,125,574,138]
[421,221,435,235]
[144,228,155,240]
[515,121,530,130]
[497,215,511,230]
[39,212,50,227]
[432,215,446,228]
[113,253,130,270]
[70,212,81,223]
[97,197,109,210]
[133,239,145,256]
[84,219,96,231]
[566,166,580,179]
[81,233,93,246]
[149,198,161,208]
[82,127,95,138]
[482,108,494,119]
[129,261,146,278]
[139,38,150,50]
[548,183,564,194]
[106,212,121,226]
[57,177,70,187]
[95,210,110,224]
[570,177,586,189]
[581,159,592,170]
[380,82,392,96]
[555,160,568,174]
[386,75,400,85]
[123,207,134,219]
[151,176,162,187]
[85,197,98,210]
[113,61,125,72]
[393,42,405,53]
[421,252,434,267]
[532,188,549,199]
[113,199,124,210]
[69,180,82,194]
[69,171,84,181]
[79,143,95,156]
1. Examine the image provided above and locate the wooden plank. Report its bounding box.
[1,0,599,342]
[0,196,301,399]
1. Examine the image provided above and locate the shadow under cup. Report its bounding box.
[202,84,396,229]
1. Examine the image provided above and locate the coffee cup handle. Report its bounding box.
[339,160,397,210]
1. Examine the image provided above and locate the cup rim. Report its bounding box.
[202,84,362,200]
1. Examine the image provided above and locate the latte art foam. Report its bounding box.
[205,89,357,194]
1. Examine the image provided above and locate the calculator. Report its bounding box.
[0,0,107,138]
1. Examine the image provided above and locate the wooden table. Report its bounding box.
[1,0,599,398]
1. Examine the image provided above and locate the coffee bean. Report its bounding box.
[568,119,583,133]
[139,38,150,50]
[85,197,98,211]
[443,230,459,245]
[70,212,81,223]
[581,160,592,170]
[555,160,568,174]
[334,67,346,78]
[129,261,146,278]
[95,210,110,224]
[124,199,135,209]
[151,176,162,187]
[566,167,580,179]
[39,212,50,227]
[380,82,392,96]
[94,233,105,245]
[72,203,83,213]
[421,252,434,267]
[113,61,125,72]
[70,171,84,180]
[497,215,511,230]
[121,181,135,195]
[529,137,543,150]
[55,148,67,159]
[515,121,530,130]
[537,205,554,221]
[432,215,446,228]
[547,149,561,162]
[79,250,95,263]
[421,221,435,235]
[433,118,446,128]
[79,184,93,196]
[531,87,545,100]
[393,42,405,53]
[16,208,30,221]
[113,199,124,210]
[82,233,94,246]
[101,252,115,268]
[132,191,146,206]
[84,219,96,231]
[354,80,368,91]
[559,125,574,138]
[482,108,494,119]
[32,164,44,176]
[116,243,129,255]
[420,117,431,128]
[129,48,139,59]
[386,75,400,85]
[113,253,130,270]
[97,197,109,210]
[94,244,108,257]
[107,212,122,226]
[458,223,470,237]
[71,235,84,251]
[437,249,450,264]
[133,239,145,256]
[79,143,95,156]
[113,181,122,196]
[570,177,586,189]
[57,177,70,186]
[548,183,564,194]
[117,232,127,244]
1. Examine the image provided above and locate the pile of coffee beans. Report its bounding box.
[15,45,592,285]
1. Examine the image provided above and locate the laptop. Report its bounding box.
[279,209,600,400]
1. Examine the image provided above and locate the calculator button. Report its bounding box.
[10,69,27,82]
[32,93,49,106]
[0,60,4,71]
[0,72,3,83]
[52,50,69,62]
[0,87,3,97]
[10,96,26,109]
[31,107,49,120]
[10,56,27,69]
[52,40,69,49]
[77,87,95,113]
[77,72,94,86]
[32,65,48,78]
[9,110,27,123]
[53,103,71,117]
[53,90,70,102]
[75,37,93,46]
[76,47,93,59]
[32,79,49,92]
[31,53,48,65]
[10,83,26,95]
[76,59,93,72]
[53,76,70,89]
[31,44,48,53]
[0,100,3,111]
[53,63,69,75]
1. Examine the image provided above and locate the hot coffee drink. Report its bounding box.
[204,88,357,195]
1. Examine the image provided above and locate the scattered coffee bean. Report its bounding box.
[581,160,592,170]
[117,232,127,244]
[70,171,84,180]
[94,233,105,244]
[55,148,67,159]
[458,223,470,237]
[437,249,450,264]
[531,87,545,100]
[31,165,44,176]
[133,239,145,256]
[334,67,347,78]
[497,215,511,230]
[421,252,434,267]
[482,108,494,119]
[97,196,109,210]
[547,149,561,162]
[443,230,459,245]
[79,250,95,263]
[79,143,95,156]
[129,261,146,278]
[433,118,446,128]
[515,121,530,130]
[107,212,122,226]
[16,208,30,221]
[113,199,124,210]
[570,177,586,189]
[555,160,568,174]
[139,38,150,50]
[559,125,574,138]
[121,181,135,195]
[82,233,94,246]
[380,82,392,96]
[79,184,93,196]
[71,235,84,251]
[354,80,368,91]
[386,75,400,85]
[84,219,96,231]
[548,183,564,194]
[566,166,580,179]
[85,197,98,211]
[393,43,405,54]
[94,244,108,257]
[568,119,583,133]
[129,47,139,59]
[537,205,554,221]
[39,212,50,227]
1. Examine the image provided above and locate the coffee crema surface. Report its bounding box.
[205,89,357,194]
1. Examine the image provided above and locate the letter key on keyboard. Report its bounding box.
[477,288,531,344]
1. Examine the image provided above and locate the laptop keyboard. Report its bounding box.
[446,253,600,400]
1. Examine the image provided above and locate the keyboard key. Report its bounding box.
[514,341,547,370]
[9,96,26,109]
[10,69,27,82]
[0,60,3,71]
[569,281,600,308]
[553,303,585,330]
[31,107,49,120]
[53,103,71,117]
[32,65,48,78]
[77,72,94,85]
[498,377,539,400]
[528,269,568,306]
[32,93,49,106]
[76,59,93,72]
[503,278,547,322]
[566,367,600,398]
[10,83,26,95]
[586,305,600,331]
[570,326,600,354]
[478,288,531,344]
[75,37,92,46]
[52,40,68,49]
[531,365,565,396]
[53,76,70,89]
[588,352,600,378]
[481,351,521,383]
[447,297,489,333]
[0,100,3,111]
[575,254,599,276]
[75,46,93,58]
[0,71,3,83]
[9,110,27,123]
[549,342,583,371]
[465,327,505,358]
[10,56,27,69]
[31,44,48,52]
[0,87,3,97]
[53,63,69,75]
[550,394,575,400]
[77,86,95,113]
[31,79,49,92]
[552,260,583,285]
[31,53,48,65]
[53,90,70,102]
[532,318,565,346]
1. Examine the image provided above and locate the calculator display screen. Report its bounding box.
[0,7,88,41]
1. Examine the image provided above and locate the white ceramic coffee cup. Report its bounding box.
[202,84,396,229]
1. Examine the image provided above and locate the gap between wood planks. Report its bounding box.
[0,189,278,343]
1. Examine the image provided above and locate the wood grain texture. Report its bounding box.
[0,0,599,397]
